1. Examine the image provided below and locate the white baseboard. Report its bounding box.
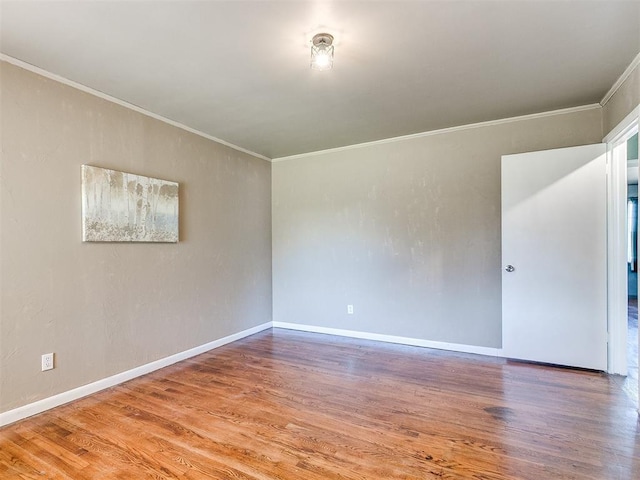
[0,322,272,427]
[273,322,502,357]
[1,321,501,427]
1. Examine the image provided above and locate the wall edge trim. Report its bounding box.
[0,54,272,162]
[0,322,273,427]
[272,104,602,162]
[601,51,640,107]
[272,322,502,357]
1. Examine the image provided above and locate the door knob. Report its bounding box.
[505,265,515,272]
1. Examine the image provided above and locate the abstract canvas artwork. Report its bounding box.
[82,165,179,242]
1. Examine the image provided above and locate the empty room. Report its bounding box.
[1,1,639,479]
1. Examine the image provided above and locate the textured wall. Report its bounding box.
[272,109,602,348]
[603,61,640,135]
[0,62,272,412]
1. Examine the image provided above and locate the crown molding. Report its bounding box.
[272,104,602,162]
[3,51,617,164]
[601,51,640,107]
[0,54,272,162]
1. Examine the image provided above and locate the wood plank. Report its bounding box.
[1,329,638,479]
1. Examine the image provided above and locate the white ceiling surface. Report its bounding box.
[1,1,639,159]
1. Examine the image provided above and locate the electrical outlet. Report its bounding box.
[347,304,354,315]
[41,353,54,371]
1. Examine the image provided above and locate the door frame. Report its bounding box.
[605,105,639,375]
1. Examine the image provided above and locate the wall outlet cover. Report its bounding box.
[42,353,54,371]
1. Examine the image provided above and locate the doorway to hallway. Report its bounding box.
[625,133,639,402]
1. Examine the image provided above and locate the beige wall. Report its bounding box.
[603,61,640,135]
[272,109,603,348]
[3,51,633,414]
[0,62,272,412]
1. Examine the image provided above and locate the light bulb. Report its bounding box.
[314,52,330,68]
[310,33,334,70]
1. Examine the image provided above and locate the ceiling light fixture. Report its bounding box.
[310,33,334,70]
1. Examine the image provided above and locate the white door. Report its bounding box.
[502,144,607,370]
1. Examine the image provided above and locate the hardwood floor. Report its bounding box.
[1,328,639,479]
[627,298,639,402]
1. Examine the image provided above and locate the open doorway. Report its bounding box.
[606,109,639,404]
[626,133,639,399]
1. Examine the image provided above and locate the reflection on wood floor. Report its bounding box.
[624,297,639,403]
[1,328,638,479]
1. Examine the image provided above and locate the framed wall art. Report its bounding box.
[81,165,179,242]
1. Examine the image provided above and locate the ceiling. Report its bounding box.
[1,1,639,159]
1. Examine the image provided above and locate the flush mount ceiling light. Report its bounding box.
[310,33,334,70]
